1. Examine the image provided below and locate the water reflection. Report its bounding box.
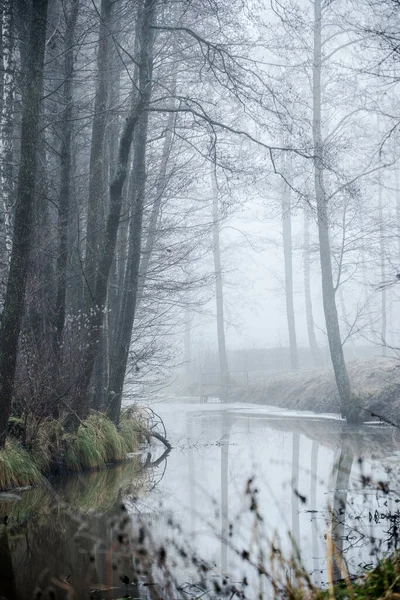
[0,450,169,599]
[2,403,400,598]
[330,429,355,582]
[310,440,321,586]
[220,412,232,574]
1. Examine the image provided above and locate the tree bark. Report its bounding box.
[0,0,16,272]
[0,0,49,449]
[54,0,79,350]
[313,0,353,420]
[211,165,229,399]
[84,0,113,311]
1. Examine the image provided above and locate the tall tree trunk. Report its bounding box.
[396,160,400,265]
[107,106,152,423]
[313,0,353,420]
[54,0,79,350]
[0,0,16,272]
[84,0,113,310]
[282,167,298,370]
[92,39,122,411]
[303,207,323,366]
[378,171,387,355]
[183,309,192,383]
[79,0,156,422]
[211,165,229,399]
[0,0,48,448]
[0,4,4,122]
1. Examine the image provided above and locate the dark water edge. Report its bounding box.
[0,451,170,600]
[2,402,400,599]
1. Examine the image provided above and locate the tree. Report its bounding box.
[0,0,49,448]
[54,0,80,351]
[78,0,156,420]
[312,0,354,420]
[84,0,113,312]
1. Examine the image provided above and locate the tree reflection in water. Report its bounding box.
[0,448,170,600]
[329,424,400,584]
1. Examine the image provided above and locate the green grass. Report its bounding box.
[0,412,145,491]
[262,538,400,600]
[315,553,400,600]
[64,413,140,471]
[0,439,42,491]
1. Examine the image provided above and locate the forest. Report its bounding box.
[0,0,399,461]
[2,0,400,598]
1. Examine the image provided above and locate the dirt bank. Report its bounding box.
[233,357,400,424]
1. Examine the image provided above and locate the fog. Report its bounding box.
[1,0,400,597]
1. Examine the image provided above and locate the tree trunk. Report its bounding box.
[396,160,400,265]
[84,0,113,311]
[107,103,152,423]
[92,38,122,411]
[282,167,298,370]
[54,0,79,350]
[211,165,229,399]
[0,0,48,449]
[378,170,387,355]
[303,207,323,366]
[313,0,353,420]
[183,309,192,383]
[0,0,16,272]
[79,0,156,422]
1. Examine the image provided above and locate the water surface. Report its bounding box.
[1,400,400,598]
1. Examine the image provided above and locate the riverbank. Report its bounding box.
[234,357,400,424]
[0,409,147,491]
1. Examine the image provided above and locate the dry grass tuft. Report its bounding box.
[0,439,42,491]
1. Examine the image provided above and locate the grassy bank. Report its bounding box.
[265,545,400,599]
[234,357,400,424]
[0,410,147,491]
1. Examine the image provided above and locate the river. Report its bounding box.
[1,399,400,598]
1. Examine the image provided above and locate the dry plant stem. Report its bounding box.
[326,527,336,600]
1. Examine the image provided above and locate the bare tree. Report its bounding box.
[0,0,49,448]
[313,0,354,420]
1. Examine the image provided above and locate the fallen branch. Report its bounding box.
[148,430,172,450]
